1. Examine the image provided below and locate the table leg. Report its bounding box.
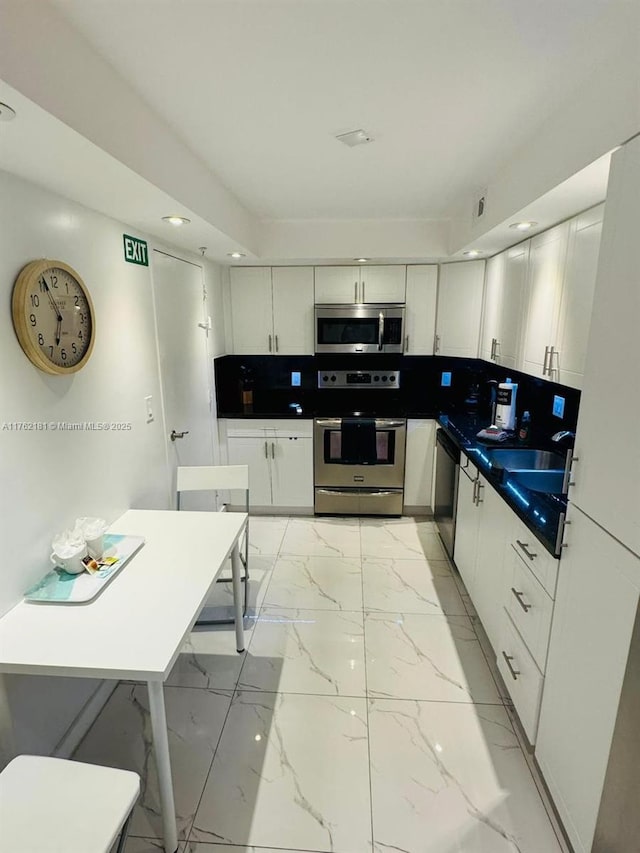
[231,538,245,653]
[147,680,179,853]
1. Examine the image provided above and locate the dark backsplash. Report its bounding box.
[214,354,580,443]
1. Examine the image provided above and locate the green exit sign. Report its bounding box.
[123,234,149,266]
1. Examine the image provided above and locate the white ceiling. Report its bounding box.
[50,0,636,222]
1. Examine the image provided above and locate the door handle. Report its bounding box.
[271,442,275,459]
[475,481,484,505]
[378,312,384,351]
[275,334,279,352]
[549,345,557,376]
[354,282,358,303]
[405,334,409,352]
[264,440,268,458]
[490,338,496,360]
[542,345,550,376]
[511,587,532,613]
[268,333,272,352]
[434,333,440,353]
[516,539,537,561]
[170,430,189,442]
[501,651,521,681]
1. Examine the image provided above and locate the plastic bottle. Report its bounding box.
[518,410,531,444]
[495,378,518,431]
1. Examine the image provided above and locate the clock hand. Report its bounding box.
[56,316,62,347]
[42,278,63,322]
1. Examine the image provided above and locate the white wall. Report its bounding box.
[0,169,225,757]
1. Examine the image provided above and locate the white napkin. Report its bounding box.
[51,529,87,558]
[74,517,107,540]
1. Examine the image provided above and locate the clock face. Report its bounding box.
[12,260,95,374]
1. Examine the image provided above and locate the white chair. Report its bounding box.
[0,755,139,853]
[176,464,250,624]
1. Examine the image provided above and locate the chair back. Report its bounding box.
[176,465,249,493]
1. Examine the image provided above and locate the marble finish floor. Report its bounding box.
[75,516,568,853]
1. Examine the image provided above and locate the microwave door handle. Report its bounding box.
[378,312,384,351]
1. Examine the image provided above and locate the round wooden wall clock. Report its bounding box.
[11,259,96,375]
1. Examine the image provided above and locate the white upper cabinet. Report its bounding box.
[480,253,504,362]
[436,260,485,357]
[314,265,406,304]
[271,267,314,354]
[554,204,604,389]
[404,265,438,354]
[229,266,314,355]
[360,265,406,303]
[570,139,640,557]
[497,243,529,369]
[229,267,274,354]
[521,223,569,379]
[314,266,360,303]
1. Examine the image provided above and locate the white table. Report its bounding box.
[0,509,247,853]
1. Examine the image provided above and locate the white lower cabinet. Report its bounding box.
[497,611,545,743]
[453,459,481,594]
[223,420,313,510]
[403,419,436,510]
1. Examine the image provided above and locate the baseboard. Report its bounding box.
[53,680,117,759]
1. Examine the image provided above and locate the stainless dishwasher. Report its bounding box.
[434,428,460,560]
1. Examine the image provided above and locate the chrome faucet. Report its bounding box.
[552,430,576,448]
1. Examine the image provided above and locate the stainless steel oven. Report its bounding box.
[314,416,406,515]
[315,304,405,354]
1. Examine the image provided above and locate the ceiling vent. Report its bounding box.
[335,129,374,147]
[473,188,488,221]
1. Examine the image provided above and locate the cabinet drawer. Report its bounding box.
[505,546,554,671]
[511,520,558,597]
[266,419,313,438]
[497,611,545,744]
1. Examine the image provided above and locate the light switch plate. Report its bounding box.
[552,395,565,418]
[441,371,452,387]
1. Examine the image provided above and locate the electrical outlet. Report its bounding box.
[441,371,452,387]
[552,395,565,418]
[145,395,154,423]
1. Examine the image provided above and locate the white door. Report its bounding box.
[521,223,568,378]
[227,437,273,507]
[536,508,640,853]
[229,267,273,353]
[498,243,529,369]
[361,265,406,303]
[472,482,510,651]
[404,266,438,354]
[152,250,214,510]
[270,436,314,508]
[314,266,360,303]
[555,205,604,389]
[272,267,314,354]
[436,260,485,357]
[403,419,436,507]
[480,253,505,362]
[453,461,480,594]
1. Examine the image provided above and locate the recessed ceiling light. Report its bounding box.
[355,258,369,263]
[227,252,246,259]
[0,102,16,122]
[463,250,482,257]
[509,221,538,231]
[336,129,374,147]
[162,215,190,226]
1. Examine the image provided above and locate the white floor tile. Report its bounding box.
[361,517,446,560]
[264,555,363,611]
[365,612,502,703]
[191,691,372,852]
[185,845,310,853]
[368,698,563,852]
[238,607,366,696]
[248,516,289,556]
[280,517,361,558]
[362,557,466,615]
[197,554,277,619]
[124,839,186,853]
[74,683,232,841]
[166,620,257,690]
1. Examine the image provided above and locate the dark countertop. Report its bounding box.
[438,414,567,558]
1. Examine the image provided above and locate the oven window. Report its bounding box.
[324,428,396,465]
[317,317,379,345]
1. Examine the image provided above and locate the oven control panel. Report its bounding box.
[317,370,400,388]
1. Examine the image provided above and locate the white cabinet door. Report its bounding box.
[472,480,510,652]
[570,140,640,557]
[536,508,640,853]
[436,260,485,358]
[314,266,360,303]
[555,204,604,389]
[227,436,273,506]
[521,224,568,378]
[480,253,504,362]
[404,265,437,354]
[361,265,406,303]
[497,242,528,370]
[271,266,314,354]
[454,460,480,594]
[229,267,273,354]
[403,419,436,509]
[271,436,314,508]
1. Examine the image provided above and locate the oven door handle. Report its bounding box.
[316,489,400,497]
[378,312,385,351]
[375,419,406,429]
[315,419,343,428]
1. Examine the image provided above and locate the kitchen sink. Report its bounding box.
[507,469,566,494]
[484,448,566,471]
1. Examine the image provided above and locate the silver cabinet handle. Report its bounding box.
[268,334,272,352]
[405,335,409,352]
[362,281,366,302]
[494,338,500,359]
[170,429,189,442]
[548,345,557,376]
[354,282,358,303]
[264,440,268,458]
[271,442,275,459]
[434,333,440,353]
[275,334,279,352]
[471,478,478,504]
[476,481,484,505]
[511,587,532,612]
[502,651,521,681]
[378,311,384,351]
[542,345,550,376]
[562,448,578,493]
[490,338,496,360]
[516,539,537,561]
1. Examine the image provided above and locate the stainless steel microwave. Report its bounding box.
[314,304,405,354]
